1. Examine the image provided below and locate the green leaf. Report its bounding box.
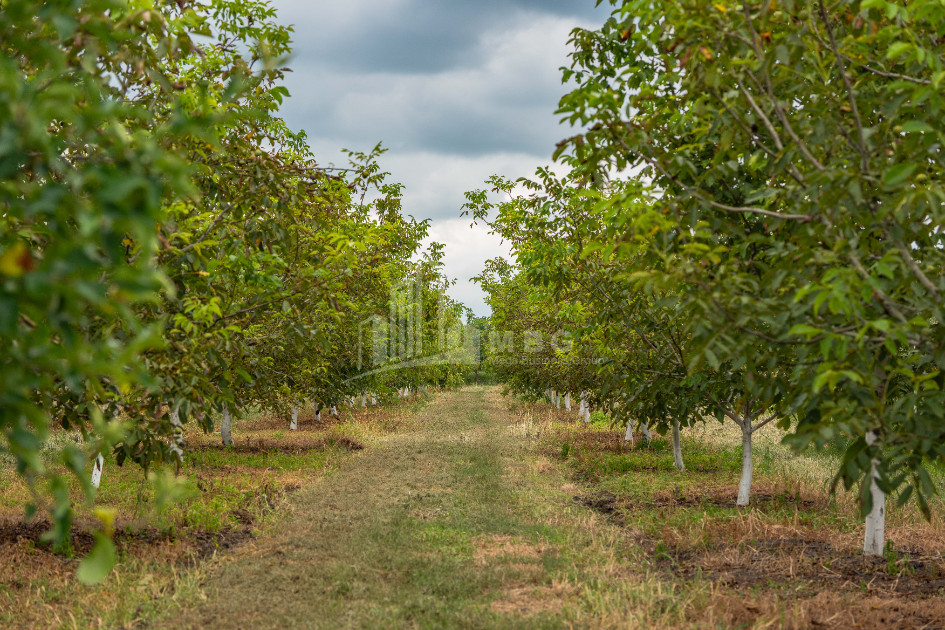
[77,533,116,585]
[886,42,911,60]
[882,163,917,187]
[901,121,934,133]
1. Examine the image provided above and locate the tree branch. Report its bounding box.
[817,0,869,172]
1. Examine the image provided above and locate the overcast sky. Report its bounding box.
[270,1,611,316]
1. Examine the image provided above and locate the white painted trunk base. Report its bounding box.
[672,421,685,471]
[169,409,184,462]
[290,406,299,431]
[564,393,571,412]
[640,422,652,444]
[737,428,752,506]
[864,431,885,555]
[624,419,635,443]
[361,393,367,408]
[91,453,104,489]
[221,406,234,446]
[330,406,338,418]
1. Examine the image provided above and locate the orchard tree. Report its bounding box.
[557,0,945,553]
[0,0,220,571]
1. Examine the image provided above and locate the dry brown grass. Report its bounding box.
[489,580,578,617]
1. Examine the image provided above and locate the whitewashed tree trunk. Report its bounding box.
[169,408,184,462]
[290,406,299,431]
[864,430,885,556]
[640,422,652,444]
[91,453,104,489]
[624,419,635,443]
[672,420,685,471]
[330,405,338,418]
[315,405,321,422]
[555,392,562,409]
[564,393,571,412]
[221,406,234,446]
[361,393,367,407]
[371,394,377,406]
[737,423,753,506]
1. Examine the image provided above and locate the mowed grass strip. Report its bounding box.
[0,398,424,630]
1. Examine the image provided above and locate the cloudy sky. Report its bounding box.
[270,1,611,316]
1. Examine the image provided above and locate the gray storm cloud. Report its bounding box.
[270,0,611,314]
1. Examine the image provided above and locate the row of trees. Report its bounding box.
[1,0,471,581]
[471,0,945,556]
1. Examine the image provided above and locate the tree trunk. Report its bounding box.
[330,405,338,418]
[361,393,367,407]
[672,420,685,471]
[737,424,753,506]
[221,406,234,446]
[640,422,652,444]
[564,393,571,412]
[169,408,184,462]
[864,430,885,556]
[91,453,104,489]
[555,392,561,410]
[624,419,635,443]
[290,405,299,431]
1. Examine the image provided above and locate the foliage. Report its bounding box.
[0,0,473,581]
[556,0,945,516]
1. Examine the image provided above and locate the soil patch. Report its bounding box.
[665,538,945,598]
[188,435,364,455]
[0,520,255,566]
[578,486,825,514]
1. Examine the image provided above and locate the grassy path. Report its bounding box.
[172,386,644,629]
